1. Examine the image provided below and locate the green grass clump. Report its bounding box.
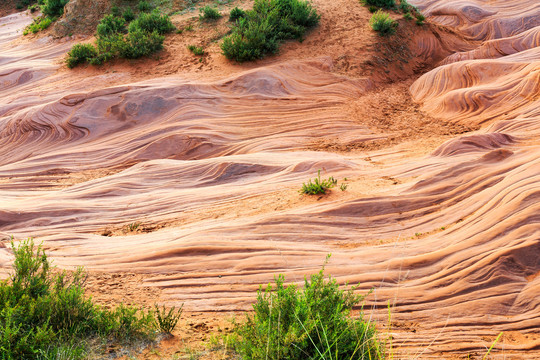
[119,28,165,58]
[415,13,425,25]
[23,16,53,35]
[361,0,395,9]
[0,238,159,359]
[221,0,320,62]
[123,7,136,22]
[22,0,70,35]
[369,10,397,35]
[129,10,175,34]
[301,170,337,195]
[229,7,246,22]
[96,14,126,37]
[234,255,383,359]
[66,43,98,68]
[67,8,174,67]
[155,304,183,334]
[200,5,222,20]
[138,0,153,12]
[187,45,204,56]
[41,0,69,17]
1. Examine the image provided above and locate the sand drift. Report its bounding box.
[1,0,539,356]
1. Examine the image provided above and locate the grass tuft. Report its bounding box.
[233,254,384,359]
[301,170,337,195]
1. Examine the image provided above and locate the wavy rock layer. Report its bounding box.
[1,0,539,357]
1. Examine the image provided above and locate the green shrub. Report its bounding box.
[234,256,383,360]
[129,10,175,34]
[66,43,98,68]
[138,0,152,12]
[369,10,396,35]
[96,14,126,37]
[403,12,413,20]
[361,0,395,9]
[187,45,204,55]
[300,170,337,195]
[0,238,159,359]
[368,5,378,12]
[229,7,246,21]
[110,5,121,17]
[221,0,320,62]
[123,7,136,22]
[155,304,183,334]
[23,16,53,35]
[221,16,279,62]
[16,0,36,10]
[399,0,412,12]
[41,0,69,17]
[119,28,165,58]
[200,5,222,20]
[415,13,425,25]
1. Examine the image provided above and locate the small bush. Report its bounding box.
[369,10,396,35]
[361,0,395,9]
[221,16,279,62]
[415,13,425,25]
[0,239,158,359]
[187,45,204,56]
[96,14,126,37]
[403,12,413,20]
[155,304,183,334]
[301,170,337,195]
[129,10,175,34]
[123,7,136,22]
[119,28,165,58]
[23,16,54,35]
[41,0,69,17]
[399,0,412,12]
[200,5,222,20]
[66,43,98,68]
[221,0,320,62]
[138,0,153,12]
[110,5,121,17]
[229,7,246,22]
[368,5,378,12]
[234,255,383,359]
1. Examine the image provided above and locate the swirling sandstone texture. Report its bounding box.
[1,0,539,357]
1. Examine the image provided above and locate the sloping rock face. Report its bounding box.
[52,0,110,37]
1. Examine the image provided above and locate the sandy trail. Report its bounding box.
[1,0,539,357]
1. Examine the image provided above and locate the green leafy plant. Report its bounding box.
[403,12,413,20]
[369,10,397,35]
[340,183,348,191]
[155,304,183,334]
[360,0,395,9]
[234,255,383,359]
[96,14,126,37]
[129,10,176,34]
[187,45,204,55]
[23,17,54,35]
[229,7,246,21]
[119,28,165,58]
[301,170,337,195]
[200,5,222,20]
[138,0,153,12]
[368,5,378,13]
[0,239,157,359]
[221,0,320,62]
[41,0,69,17]
[415,13,425,25]
[123,7,136,22]
[66,43,98,68]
